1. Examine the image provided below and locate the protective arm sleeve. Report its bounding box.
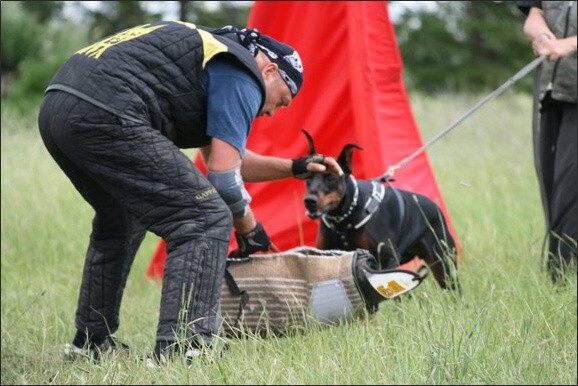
[207,166,252,219]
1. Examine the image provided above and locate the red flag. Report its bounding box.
[146,1,459,280]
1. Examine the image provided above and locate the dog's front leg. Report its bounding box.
[315,226,331,250]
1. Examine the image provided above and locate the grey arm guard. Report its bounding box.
[207,166,252,219]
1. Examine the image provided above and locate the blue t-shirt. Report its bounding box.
[203,57,263,158]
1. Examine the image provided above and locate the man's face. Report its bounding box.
[258,64,292,117]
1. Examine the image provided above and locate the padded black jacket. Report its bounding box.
[46,21,266,148]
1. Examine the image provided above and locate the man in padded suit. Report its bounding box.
[37,21,342,363]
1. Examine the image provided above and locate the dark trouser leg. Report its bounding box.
[76,211,146,338]
[38,92,232,350]
[542,103,577,283]
[39,93,147,341]
[154,205,231,349]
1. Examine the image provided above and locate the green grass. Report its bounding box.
[1,91,576,385]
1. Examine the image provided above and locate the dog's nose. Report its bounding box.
[303,195,321,218]
[303,195,318,210]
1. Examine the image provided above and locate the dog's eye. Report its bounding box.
[320,175,341,193]
[325,174,340,184]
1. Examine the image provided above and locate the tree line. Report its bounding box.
[1,1,534,113]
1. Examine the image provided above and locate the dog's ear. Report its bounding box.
[301,129,316,155]
[337,144,363,173]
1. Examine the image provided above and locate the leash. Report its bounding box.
[374,56,546,183]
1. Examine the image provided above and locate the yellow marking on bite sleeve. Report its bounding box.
[376,280,406,298]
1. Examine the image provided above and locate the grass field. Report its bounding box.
[1,91,576,385]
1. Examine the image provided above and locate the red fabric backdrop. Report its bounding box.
[146,1,459,280]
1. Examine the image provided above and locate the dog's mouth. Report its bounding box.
[306,209,322,219]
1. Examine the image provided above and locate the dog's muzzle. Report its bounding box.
[304,194,322,219]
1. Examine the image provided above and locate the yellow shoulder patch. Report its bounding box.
[197,29,229,68]
[76,24,165,59]
[174,21,229,67]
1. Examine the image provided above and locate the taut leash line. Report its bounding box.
[375,56,545,183]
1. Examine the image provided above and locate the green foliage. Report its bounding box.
[1,2,89,114]
[6,56,58,114]
[393,1,535,94]
[1,94,576,384]
[79,1,252,39]
[2,20,89,115]
[0,2,44,72]
[184,1,252,28]
[20,0,64,23]
[81,1,162,41]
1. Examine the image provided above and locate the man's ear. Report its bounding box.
[262,62,279,78]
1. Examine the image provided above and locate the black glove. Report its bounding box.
[232,222,271,257]
[291,154,325,179]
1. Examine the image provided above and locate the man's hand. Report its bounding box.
[231,222,271,257]
[292,154,343,179]
[533,34,577,62]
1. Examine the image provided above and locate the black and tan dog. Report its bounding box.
[301,131,460,292]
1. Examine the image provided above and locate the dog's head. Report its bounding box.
[301,130,363,219]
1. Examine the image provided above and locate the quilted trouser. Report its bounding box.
[38,91,232,346]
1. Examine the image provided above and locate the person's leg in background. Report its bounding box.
[545,102,577,283]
